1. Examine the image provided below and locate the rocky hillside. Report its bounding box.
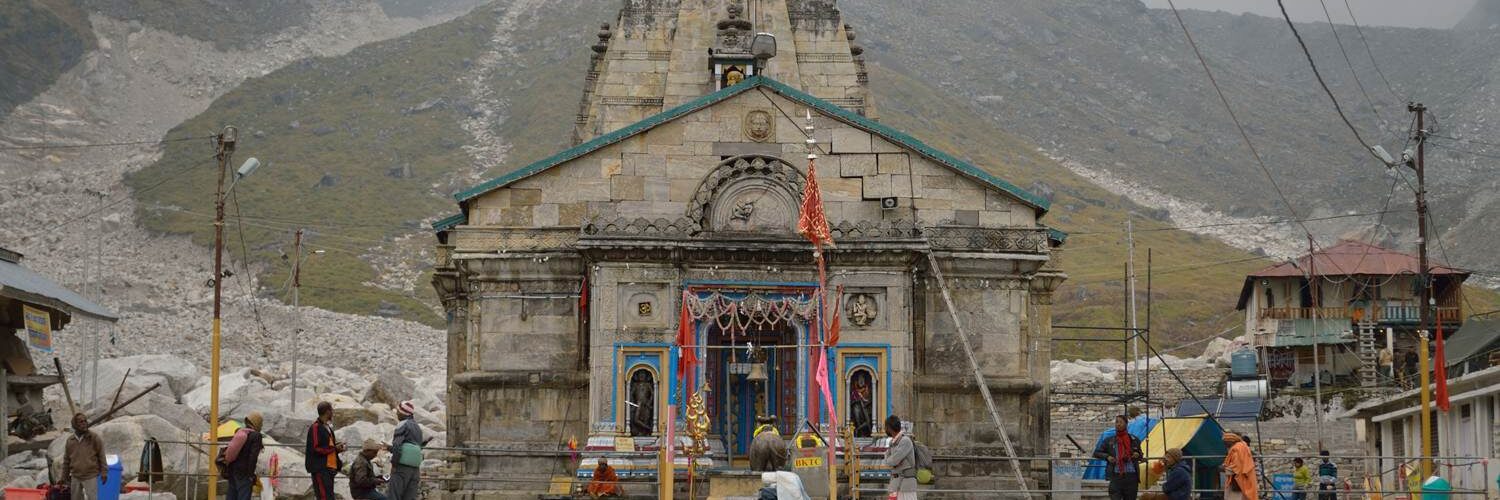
[0,0,482,373]
[844,0,1500,276]
[112,0,1288,356]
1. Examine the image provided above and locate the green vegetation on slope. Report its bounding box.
[870,66,1267,359]
[0,0,94,118]
[126,0,614,326]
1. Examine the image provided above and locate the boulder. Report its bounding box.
[181,368,272,414]
[365,368,417,407]
[84,389,203,437]
[368,403,397,425]
[306,394,376,428]
[335,421,394,451]
[409,406,445,432]
[292,367,369,400]
[72,354,201,402]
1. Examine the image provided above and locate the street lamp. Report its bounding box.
[206,127,267,500]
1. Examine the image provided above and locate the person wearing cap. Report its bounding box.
[388,401,426,500]
[349,440,389,500]
[749,415,787,472]
[223,412,265,500]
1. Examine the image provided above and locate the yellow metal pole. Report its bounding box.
[207,126,234,500]
[661,403,674,500]
[1417,331,1432,478]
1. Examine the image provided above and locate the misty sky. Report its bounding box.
[1140,0,1479,29]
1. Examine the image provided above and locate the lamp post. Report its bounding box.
[206,126,264,500]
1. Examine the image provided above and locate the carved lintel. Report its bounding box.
[453,370,589,389]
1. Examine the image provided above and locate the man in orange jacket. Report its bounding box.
[1222,432,1258,500]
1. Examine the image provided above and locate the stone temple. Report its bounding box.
[430,0,1067,496]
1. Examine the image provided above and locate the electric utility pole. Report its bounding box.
[1127,219,1139,390]
[1409,102,1434,478]
[1308,234,1324,450]
[290,228,302,412]
[206,125,236,500]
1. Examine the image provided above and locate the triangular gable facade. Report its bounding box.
[441,76,1048,233]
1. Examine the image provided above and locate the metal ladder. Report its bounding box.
[1357,321,1378,387]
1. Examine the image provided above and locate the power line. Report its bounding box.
[1341,0,1403,103]
[1275,0,1386,165]
[1317,0,1388,132]
[0,134,212,151]
[14,154,218,242]
[1427,141,1500,161]
[1164,0,1317,243]
[1429,134,1500,150]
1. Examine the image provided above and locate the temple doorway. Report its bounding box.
[705,324,799,456]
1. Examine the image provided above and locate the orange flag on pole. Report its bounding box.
[797,158,835,249]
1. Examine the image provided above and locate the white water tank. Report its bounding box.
[1225,379,1268,400]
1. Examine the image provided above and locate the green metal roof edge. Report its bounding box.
[432,213,465,232]
[453,78,759,202]
[452,75,1049,214]
[1045,226,1068,244]
[753,77,1050,213]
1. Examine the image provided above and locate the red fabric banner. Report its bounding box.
[677,290,697,391]
[797,159,835,249]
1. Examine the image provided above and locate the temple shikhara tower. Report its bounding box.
[432,0,1066,496]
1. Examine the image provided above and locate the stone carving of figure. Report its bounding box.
[744,109,772,142]
[628,370,655,436]
[849,371,873,437]
[731,199,756,222]
[846,294,877,327]
[725,66,746,87]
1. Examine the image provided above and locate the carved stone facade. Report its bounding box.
[433,2,1066,497]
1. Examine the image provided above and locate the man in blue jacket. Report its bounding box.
[1161,448,1193,500]
[388,401,426,500]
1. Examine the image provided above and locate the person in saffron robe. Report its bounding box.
[586,458,623,498]
[1222,432,1258,500]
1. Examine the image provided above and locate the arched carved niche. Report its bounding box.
[687,155,806,234]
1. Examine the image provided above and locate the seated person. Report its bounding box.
[586,458,623,498]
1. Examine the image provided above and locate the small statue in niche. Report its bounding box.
[846,293,877,327]
[849,370,874,438]
[725,66,746,87]
[743,109,773,142]
[628,370,655,436]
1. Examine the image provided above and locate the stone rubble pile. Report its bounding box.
[2,354,447,500]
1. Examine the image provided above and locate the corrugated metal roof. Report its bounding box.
[0,250,118,322]
[1444,317,1500,369]
[450,75,1051,213]
[1247,240,1468,278]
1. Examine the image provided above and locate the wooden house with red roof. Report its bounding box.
[1235,240,1469,387]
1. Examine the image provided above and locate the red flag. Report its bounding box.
[797,159,835,249]
[814,346,839,430]
[825,287,843,347]
[1435,320,1450,411]
[677,291,697,390]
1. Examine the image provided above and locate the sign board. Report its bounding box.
[23,305,52,352]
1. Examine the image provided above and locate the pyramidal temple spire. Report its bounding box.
[572,0,872,144]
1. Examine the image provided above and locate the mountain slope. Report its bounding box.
[0,0,94,119]
[843,0,1500,276]
[122,0,1294,354]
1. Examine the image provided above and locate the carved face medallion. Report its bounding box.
[744,110,774,142]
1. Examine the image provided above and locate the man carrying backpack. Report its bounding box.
[882,415,920,499]
[221,412,265,500]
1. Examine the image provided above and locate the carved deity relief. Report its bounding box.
[743,110,774,142]
[628,369,655,436]
[845,293,878,327]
